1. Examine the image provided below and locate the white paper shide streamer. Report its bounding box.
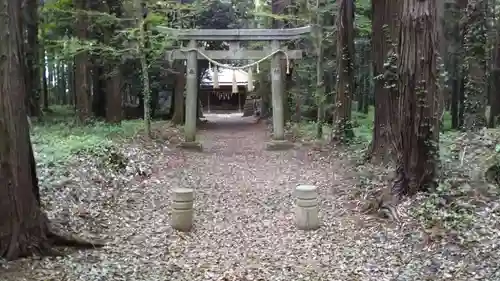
[232,70,238,94]
[247,66,254,92]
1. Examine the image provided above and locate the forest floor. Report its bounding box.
[1,110,500,281]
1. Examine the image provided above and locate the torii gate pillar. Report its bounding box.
[184,40,198,144]
[270,40,285,143]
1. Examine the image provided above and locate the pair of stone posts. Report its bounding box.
[171,185,320,232]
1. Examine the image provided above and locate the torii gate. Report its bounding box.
[156,26,312,150]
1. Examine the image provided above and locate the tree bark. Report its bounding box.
[41,46,49,111]
[450,0,469,129]
[491,14,500,128]
[105,67,123,123]
[1,1,106,260]
[462,0,487,130]
[391,0,441,196]
[104,0,123,124]
[74,0,91,122]
[24,0,41,117]
[171,62,186,124]
[0,0,54,259]
[68,61,76,107]
[58,62,68,104]
[91,66,106,117]
[332,0,355,142]
[368,0,397,162]
[450,1,462,130]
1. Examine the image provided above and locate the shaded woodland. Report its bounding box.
[1,1,500,279]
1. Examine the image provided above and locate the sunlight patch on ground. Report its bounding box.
[203,112,244,120]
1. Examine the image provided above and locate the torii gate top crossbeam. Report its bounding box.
[155,26,312,41]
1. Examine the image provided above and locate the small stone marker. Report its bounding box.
[294,185,320,230]
[171,188,194,232]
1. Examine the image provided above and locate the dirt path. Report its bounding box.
[153,113,362,280]
[1,114,485,281]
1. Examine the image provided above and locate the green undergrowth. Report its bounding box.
[351,106,374,143]
[289,107,454,146]
[31,106,143,168]
[287,106,375,144]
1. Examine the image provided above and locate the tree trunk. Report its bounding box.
[39,1,49,112]
[391,0,441,196]
[1,1,107,260]
[67,60,76,107]
[105,67,123,123]
[0,0,54,259]
[462,0,487,130]
[332,0,355,142]
[74,0,91,122]
[448,0,467,130]
[450,13,461,130]
[368,0,397,162]
[134,0,151,135]
[24,0,41,117]
[41,47,49,111]
[47,53,56,104]
[91,66,107,117]
[58,62,68,105]
[490,5,500,127]
[104,0,123,124]
[171,62,186,124]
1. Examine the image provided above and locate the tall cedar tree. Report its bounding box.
[332,0,355,142]
[0,0,102,260]
[390,0,441,196]
[369,0,397,162]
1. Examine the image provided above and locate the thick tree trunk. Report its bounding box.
[0,0,54,259]
[1,2,106,261]
[332,0,355,142]
[391,0,441,196]
[368,0,397,162]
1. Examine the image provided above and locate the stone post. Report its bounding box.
[294,185,320,230]
[171,188,194,232]
[184,40,198,143]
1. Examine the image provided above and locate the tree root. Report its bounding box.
[38,244,65,257]
[1,228,104,260]
[47,231,106,249]
[485,164,500,186]
[360,188,401,222]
